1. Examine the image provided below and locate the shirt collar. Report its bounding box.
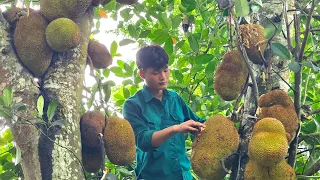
[142,84,171,102]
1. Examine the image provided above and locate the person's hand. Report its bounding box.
[173,120,206,134]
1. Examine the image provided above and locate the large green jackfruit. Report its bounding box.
[191,115,239,179]
[80,110,106,147]
[88,40,113,69]
[45,18,81,52]
[214,50,248,101]
[258,89,294,108]
[13,12,53,77]
[40,0,66,22]
[239,24,266,64]
[104,116,136,166]
[248,118,288,168]
[82,145,104,173]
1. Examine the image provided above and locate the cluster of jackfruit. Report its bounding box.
[191,114,239,179]
[87,40,113,69]
[80,111,136,173]
[239,24,266,64]
[258,89,299,143]
[214,50,248,101]
[245,118,295,179]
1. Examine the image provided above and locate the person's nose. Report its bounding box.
[159,71,166,80]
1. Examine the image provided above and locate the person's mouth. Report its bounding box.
[159,82,167,85]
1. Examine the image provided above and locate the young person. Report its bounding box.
[122,45,206,180]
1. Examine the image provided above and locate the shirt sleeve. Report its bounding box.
[178,95,206,123]
[122,100,156,152]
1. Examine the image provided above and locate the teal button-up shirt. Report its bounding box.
[122,85,205,180]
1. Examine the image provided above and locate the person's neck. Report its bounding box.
[147,86,163,101]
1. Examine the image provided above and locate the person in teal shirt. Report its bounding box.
[122,45,206,180]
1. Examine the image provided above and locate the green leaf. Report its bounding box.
[128,25,138,39]
[12,103,26,111]
[181,0,196,12]
[0,109,11,119]
[47,101,58,121]
[188,34,199,53]
[164,37,173,55]
[195,54,214,65]
[139,30,151,38]
[251,4,261,13]
[51,119,66,127]
[103,83,112,103]
[96,20,101,29]
[123,87,130,99]
[175,40,185,51]
[15,146,21,165]
[37,96,44,117]
[158,13,171,29]
[103,69,110,78]
[119,39,136,46]
[2,88,13,106]
[122,79,133,86]
[288,61,300,73]
[120,8,132,22]
[264,23,282,39]
[172,15,181,29]
[110,41,118,56]
[271,42,291,60]
[235,0,250,17]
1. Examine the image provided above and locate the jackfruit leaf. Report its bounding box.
[51,119,66,127]
[27,118,44,124]
[110,41,118,56]
[115,99,125,106]
[235,0,250,17]
[195,54,214,65]
[181,0,196,12]
[288,61,301,73]
[37,96,44,117]
[0,171,15,180]
[251,0,263,7]
[103,69,110,78]
[158,13,171,29]
[0,97,4,106]
[201,28,209,40]
[139,30,151,38]
[174,70,184,83]
[124,62,133,76]
[188,34,199,53]
[172,15,181,29]
[25,0,30,7]
[2,88,13,106]
[88,84,98,109]
[92,29,100,35]
[175,40,185,51]
[264,23,282,39]
[128,25,138,39]
[47,101,58,122]
[15,146,21,165]
[96,20,101,29]
[132,2,144,12]
[123,87,130,99]
[12,103,26,111]
[251,4,261,13]
[117,167,132,175]
[120,8,132,22]
[103,0,117,11]
[205,61,216,76]
[179,5,188,13]
[302,120,317,134]
[117,60,125,68]
[302,60,319,72]
[0,109,11,119]
[122,79,133,86]
[271,43,291,60]
[164,37,173,55]
[103,83,112,103]
[119,39,136,46]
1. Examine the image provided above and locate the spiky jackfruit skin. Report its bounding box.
[249,118,288,168]
[259,105,299,142]
[244,160,295,180]
[104,116,136,166]
[258,89,299,143]
[80,111,106,147]
[13,12,53,77]
[61,0,92,19]
[239,24,266,64]
[92,0,101,6]
[88,40,113,69]
[191,115,240,179]
[116,0,138,5]
[214,50,248,101]
[40,0,66,22]
[82,146,103,173]
[45,18,81,52]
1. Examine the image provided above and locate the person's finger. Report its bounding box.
[188,127,199,133]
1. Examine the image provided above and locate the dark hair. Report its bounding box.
[136,45,168,70]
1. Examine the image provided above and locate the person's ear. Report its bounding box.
[139,69,145,79]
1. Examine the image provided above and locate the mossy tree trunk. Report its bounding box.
[230,0,294,179]
[0,9,91,180]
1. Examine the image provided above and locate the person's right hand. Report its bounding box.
[173,120,206,134]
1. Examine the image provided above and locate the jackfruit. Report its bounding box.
[103,116,136,166]
[88,40,113,69]
[80,110,106,147]
[82,145,104,173]
[244,160,295,180]
[248,118,288,168]
[13,12,53,77]
[214,50,248,101]
[40,0,91,21]
[2,7,30,25]
[101,0,111,5]
[258,89,294,108]
[45,18,81,52]
[92,0,101,6]
[191,115,239,179]
[239,24,266,64]
[116,0,138,5]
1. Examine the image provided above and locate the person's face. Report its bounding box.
[139,65,170,91]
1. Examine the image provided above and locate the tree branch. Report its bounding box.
[282,0,293,52]
[303,159,320,176]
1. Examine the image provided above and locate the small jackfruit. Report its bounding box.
[269,160,296,180]
[116,0,138,5]
[80,111,106,147]
[2,7,30,25]
[82,145,104,173]
[88,40,113,69]
[249,118,288,168]
[61,0,92,19]
[239,24,266,64]
[13,12,53,77]
[104,116,136,166]
[191,115,240,179]
[244,160,266,180]
[214,50,248,101]
[40,0,66,22]
[258,89,294,108]
[45,18,81,52]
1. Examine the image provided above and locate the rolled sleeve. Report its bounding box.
[123,100,156,152]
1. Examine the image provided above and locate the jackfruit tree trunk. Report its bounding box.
[0,10,91,180]
[230,0,293,179]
